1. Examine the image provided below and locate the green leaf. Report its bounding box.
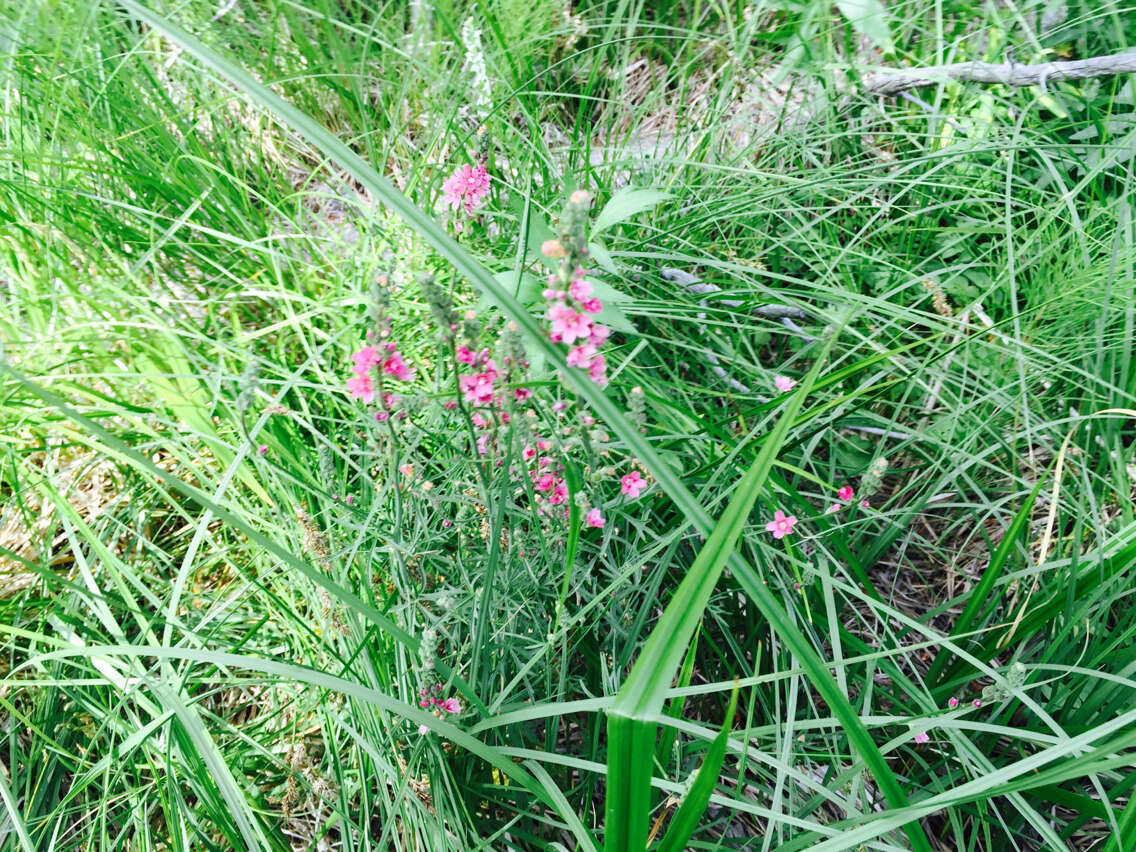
[592,188,672,235]
[604,345,832,852]
[476,269,543,313]
[0,769,34,852]
[834,0,893,52]
[587,240,619,274]
[654,632,700,770]
[656,682,740,852]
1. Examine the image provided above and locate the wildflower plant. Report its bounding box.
[15,7,1136,852]
[541,191,612,388]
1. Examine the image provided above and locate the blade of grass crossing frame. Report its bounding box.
[0,768,35,852]
[604,347,830,852]
[1103,791,1136,852]
[926,476,1045,689]
[108,9,932,849]
[523,761,600,852]
[656,682,740,852]
[654,630,699,771]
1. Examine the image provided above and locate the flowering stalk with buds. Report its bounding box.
[541,191,611,388]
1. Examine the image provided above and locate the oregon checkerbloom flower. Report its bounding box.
[442,163,491,215]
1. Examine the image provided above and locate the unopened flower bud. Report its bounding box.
[542,239,568,258]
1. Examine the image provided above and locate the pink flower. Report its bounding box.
[973,699,982,708]
[837,486,854,501]
[569,277,593,301]
[456,345,475,364]
[765,510,797,539]
[774,375,797,393]
[514,387,532,401]
[471,412,488,429]
[860,499,870,509]
[547,302,593,345]
[459,371,496,405]
[588,354,608,386]
[382,351,415,381]
[621,471,646,499]
[441,697,461,714]
[580,297,603,315]
[375,411,389,422]
[352,346,382,375]
[589,324,611,345]
[257,444,268,456]
[586,507,604,528]
[345,494,354,505]
[417,724,430,735]
[522,445,537,461]
[346,373,375,403]
[442,519,452,528]
[534,473,556,492]
[825,503,841,514]
[552,401,567,412]
[947,697,959,709]
[914,731,929,744]
[398,463,414,477]
[441,163,491,215]
[566,343,597,368]
[568,278,595,302]
[549,483,568,505]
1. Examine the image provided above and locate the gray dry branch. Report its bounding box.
[866,51,1136,96]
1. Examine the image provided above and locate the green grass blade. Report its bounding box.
[604,347,831,852]
[654,629,700,771]
[927,475,1046,689]
[523,761,600,852]
[656,682,740,852]
[0,767,35,852]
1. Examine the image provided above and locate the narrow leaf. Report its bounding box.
[656,682,740,852]
[592,188,672,235]
[834,0,893,52]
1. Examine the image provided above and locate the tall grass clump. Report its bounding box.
[1,0,1135,850]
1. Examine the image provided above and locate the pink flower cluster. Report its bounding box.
[416,683,462,734]
[347,343,415,414]
[442,163,491,215]
[542,263,610,387]
[526,439,569,510]
[418,686,461,714]
[824,484,856,515]
[912,694,989,745]
[457,345,505,407]
[523,433,604,526]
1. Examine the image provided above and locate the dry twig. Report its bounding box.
[866,51,1136,96]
